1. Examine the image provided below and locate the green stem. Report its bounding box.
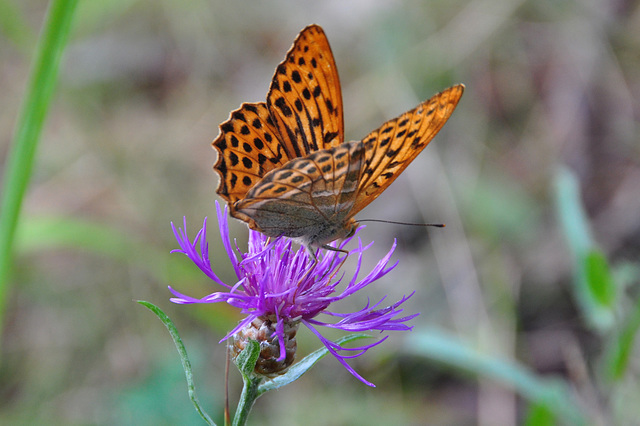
[0,0,78,335]
[232,376,263,426]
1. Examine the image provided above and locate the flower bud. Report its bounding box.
[232,316,299,376]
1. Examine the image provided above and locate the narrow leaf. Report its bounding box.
[407,328,585,425]
[554,167,614,330]
[257,333,372,395]
[0,0,78,337]
[138,301,216,426]
[603,298,640,381]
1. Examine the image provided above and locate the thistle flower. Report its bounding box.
[169,202,418,387]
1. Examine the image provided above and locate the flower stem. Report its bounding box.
[232,375,263,426]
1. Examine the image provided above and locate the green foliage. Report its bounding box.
[257,334,372,395]
[604,301,640,382]
[554,167,616,330]
[0,0,78,336]
[584,249,616,308]
[141,300,374,425]
[523,402,555,426]
[407,329,585,425]
[554,167,640,395]
[138,301,216,425]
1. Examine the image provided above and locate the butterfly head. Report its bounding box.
[344,217,359,239]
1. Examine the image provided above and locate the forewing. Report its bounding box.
[234,142,364,238]
[353,84,464,212]
[212,102,291,205]
[267,24,344,159]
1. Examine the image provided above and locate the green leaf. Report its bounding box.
[257,333,372,395]
[232,341,262,426]
[15,214,240,334]
[230,333,372,426]
[0,0,78,339]
[603,297,640,381]
[584,249,616,308]
[553,167,615,331]
[15,215,186,283]
[138,301,216,426]
[524,402,555,426]
[406,328,586,425]
[235,340,260,380]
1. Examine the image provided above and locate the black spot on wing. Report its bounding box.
[229,152,239,166]
[323,131,338,144]
[274,97,292,117]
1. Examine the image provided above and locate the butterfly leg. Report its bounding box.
[295,244,349,292]
[321,244,350,282]
[296,246,319,288]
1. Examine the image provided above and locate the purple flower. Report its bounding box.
[169,201,418,386]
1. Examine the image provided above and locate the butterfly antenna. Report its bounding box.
[359,219,446,228]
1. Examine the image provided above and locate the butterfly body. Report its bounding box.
[213,25,464,249]
[235,141,365,247]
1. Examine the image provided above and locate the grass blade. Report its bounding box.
[0,0,79,334]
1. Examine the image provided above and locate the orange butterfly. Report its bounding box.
[213,25,464,250]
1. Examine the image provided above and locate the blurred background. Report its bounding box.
[1,0,639,424]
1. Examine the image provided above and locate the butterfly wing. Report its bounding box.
[213,102,292,205]
[213,25,344,207]
[234,142,365,246]
[267,24,344,158]
[352,84,465,213]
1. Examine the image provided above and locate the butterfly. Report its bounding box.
[213,24,464,250]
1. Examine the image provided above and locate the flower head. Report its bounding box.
[169,201,418,386]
